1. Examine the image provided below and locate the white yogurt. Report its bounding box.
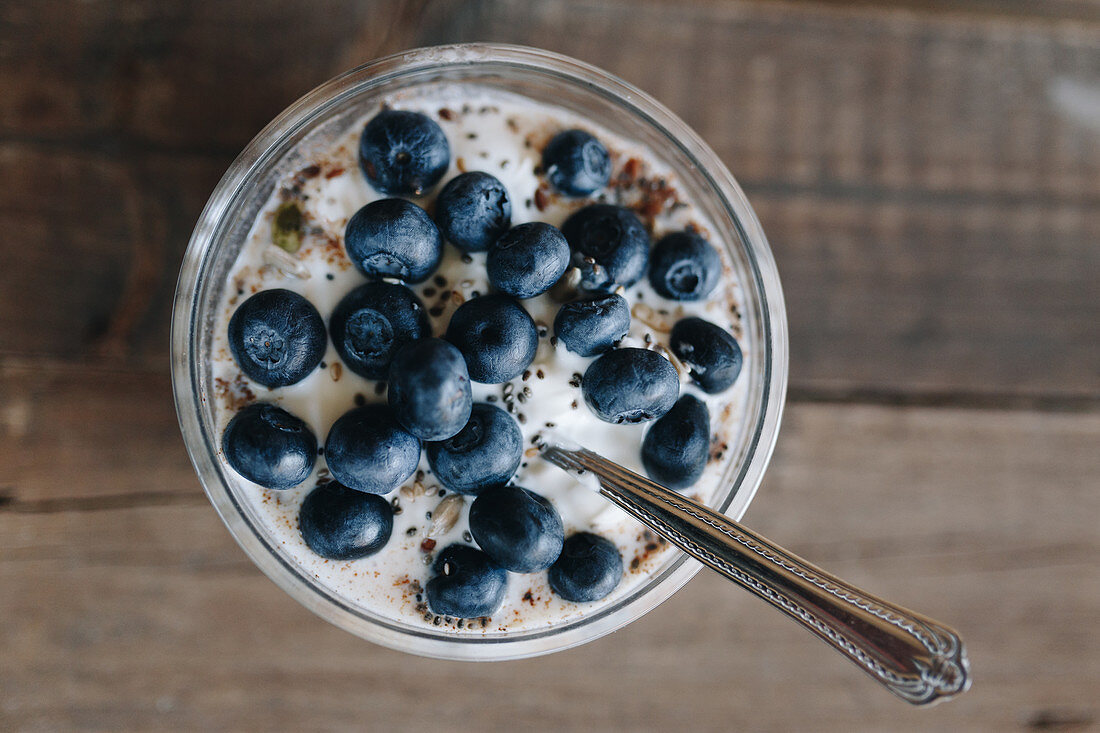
[210,86,749,633]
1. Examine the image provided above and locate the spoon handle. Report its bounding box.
[541,445,970,706]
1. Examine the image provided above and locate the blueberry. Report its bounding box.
[227,289,325,388]
[426,544,508,618]
[324,404,420,494]
[387,338,472,441]
[344,198,442,283]
[581,348,679,424]
[542,129,611,197]
[329,281,430,380]
[426,403,522,495]
[561,204,649,290]
[299,481,393,560]
[487,222,570,299]
[435,171,511,252]
[553,293,630,357]
[358,109,450,196]
[548,532,623,603]
[669,317,744,394]
[468,486,564,573]
[648,231,721,301]
[222,403,316,489]
[641,395,710,489]
[445,294,538,384]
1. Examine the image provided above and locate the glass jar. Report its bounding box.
[171,44,788,660]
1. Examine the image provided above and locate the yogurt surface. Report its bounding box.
[210,84,749,633]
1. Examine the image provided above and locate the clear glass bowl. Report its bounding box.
[171,44,788,660]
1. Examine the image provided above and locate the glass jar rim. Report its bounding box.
[171,43,788,661]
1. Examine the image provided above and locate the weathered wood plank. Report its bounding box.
[3,0,1099,397]
[1,401,1097,731]
[0,365,195,504]
[3,143,1097,396]
[5,0,1099,201]
[0,0,449,150]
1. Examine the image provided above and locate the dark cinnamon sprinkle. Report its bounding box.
[533,184,550,211]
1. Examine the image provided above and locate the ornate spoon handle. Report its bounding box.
[541,445,970,705]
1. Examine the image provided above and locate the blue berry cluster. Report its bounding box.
[219,108,745,620]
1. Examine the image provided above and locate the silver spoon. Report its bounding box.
[541,444,971,706]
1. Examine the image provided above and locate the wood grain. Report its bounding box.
[2,1,1099,730]
[2,0,1098,399]
[0,364,194,505]
[2,400,1097,731]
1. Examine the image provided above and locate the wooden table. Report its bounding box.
[2,1,1098,730]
